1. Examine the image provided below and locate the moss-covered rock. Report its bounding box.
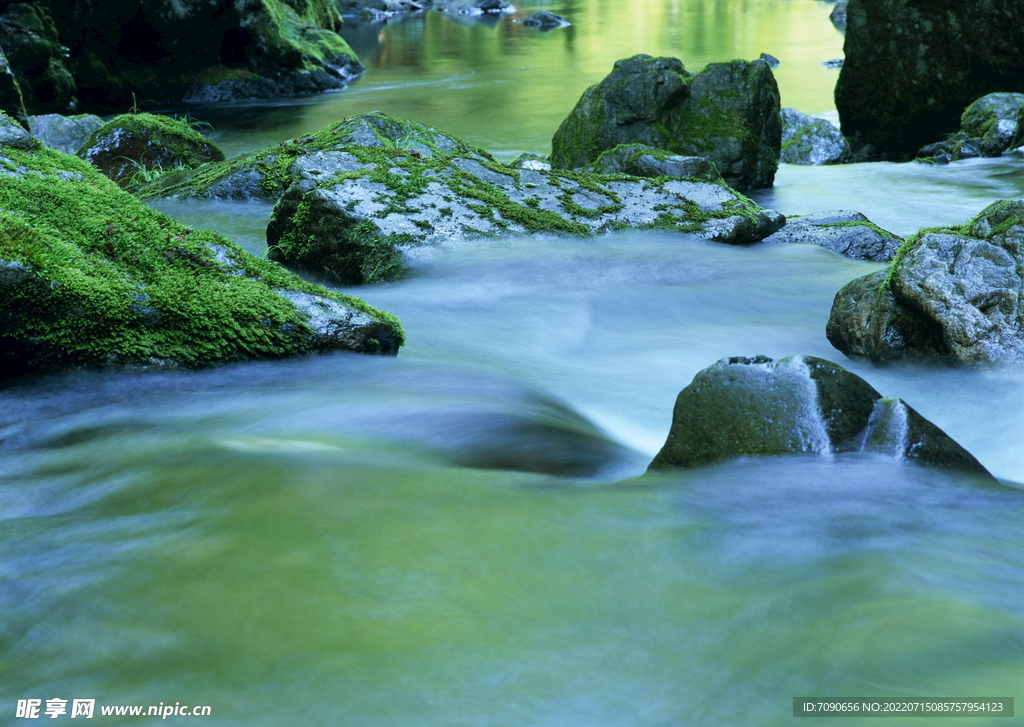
[136,111,493,202]
[0,107,34,148]
[916,93,1024,164]
[827,200,1024,366]
[762,210,900,262]
[0,127,402,381]
[77,113,225,187]
[0,44,28,126]
[779,107,852,165]
[583,143,723,182]
[550,54,781,191]
[0,2,76,114]
[648,354,991,477]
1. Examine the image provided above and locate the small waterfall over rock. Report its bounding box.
[857,397,910,458]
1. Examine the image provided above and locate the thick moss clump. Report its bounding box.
[78,112,225,186]
[0,136,403,380]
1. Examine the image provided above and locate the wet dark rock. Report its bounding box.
[78,113,225,187]
[0,107,35,148]
[28,112,103,154]
[0,135,403,381]
[835,0,1024,161]
[820,58,843,69]
[827,200,1024,366]
[583,143,723,182]
[758,52,780,67]
[829,0,848,30]
[762,210,900,261]
[780,107,852,165]
[550,54,781,192]
[521,10,567,28]
[648,354,992,477]
[0,2,76,114]
[435,0,515,14]
[916,93,1024,163]
[0,44,27,126]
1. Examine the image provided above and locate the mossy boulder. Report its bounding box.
[916,93,1024,164]
[762,210,900,262]
[550,54,781,191]
[827,200,1024,366]
[77,113,225,187]
[780,108,852,165]
[648,354,991,477]
[0,44,28,126]
[136,111,493,202]
[264,139,784,285]
[835,0,1024,160]
[583,143,722,182]
[0,2,76,114]
[28,112,103,154]
[0,127,402,381]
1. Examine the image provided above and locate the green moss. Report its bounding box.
[819,220,902,240]
[0,145,402,374]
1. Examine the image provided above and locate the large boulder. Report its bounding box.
[835,0,1024,161]
[761,210,900,262]
[0,117,402,381]
[78,113,225,187]
[550,54,781,192]
[28,112,104,154]
[0,2,76,114]
[648,354,991,477]
[780,107,852,165]
[827,200,1024,366]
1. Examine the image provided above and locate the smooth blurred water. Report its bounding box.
[5,1,1024,725]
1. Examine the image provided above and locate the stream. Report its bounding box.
[3,1,1024,725]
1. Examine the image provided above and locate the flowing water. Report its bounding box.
[4,1,1024,725]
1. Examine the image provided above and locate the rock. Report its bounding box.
[583,143,723,182]
[434,0,515,15]
[521,10,567,28]
[0,44,27,126]
[28,112,103,154]
[508,152,551,171]
[835,0,1024,161]
[915,93,1024,163]
[827,199,1024,366]
[136,111,494,202]
[647,354,992,477]
[761,210,900,262]
[820,58,843,69]
[829,0,848,30]
[0,2,77,114]
[779,107,852,165]
[0,133,402,381]
[758,52,780,67]
[550,54,781,192]
[78,113,225,187]
[0,108,35,149]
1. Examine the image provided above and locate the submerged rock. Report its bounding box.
[827,200,1024,366]
[550,54,781,191]
[648,355,991,477]
[583,143,723,182]
[780,108,852,165]
[28,112,104,154]
[0,120,402,381]
[521,10,568,28]
[835,0,1024,161]
[761,210,900,262]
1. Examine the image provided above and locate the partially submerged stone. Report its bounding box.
[265,148,784,285]
[78,113,225,187]
[916,93,1024,163]
[827,200,1024,366]
[584,143,723,182]
[434,0,515,14]
[648,354,991,477]
[550,54,781,191]
[521,10,568,28]
[762,210,900,262]
[780,108,852,165]
[0,129,402,381]
[29,113,105,154]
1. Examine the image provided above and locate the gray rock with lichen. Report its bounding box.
[762,210,900,261]
[647,354,991,477]
[584,143,722,182]
[780,108,852,165]
[827,199,1024,366]
[28,113,104,154]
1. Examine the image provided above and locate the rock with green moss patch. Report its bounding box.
[266,142,784,285]
[137,111,493,202]
[647,354,991,477]
[0,44,28,126]
[550,54,781,191]
[0,137,402,381]
[583,143,722,182]
[916,93,1024,163]
[827,199,1024,366]
[0,2,76,115]
[78,113,225,187]
[780,108,852,165]
[0,108,35,149]
[28,112,103,154]
[762,210,900,261]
